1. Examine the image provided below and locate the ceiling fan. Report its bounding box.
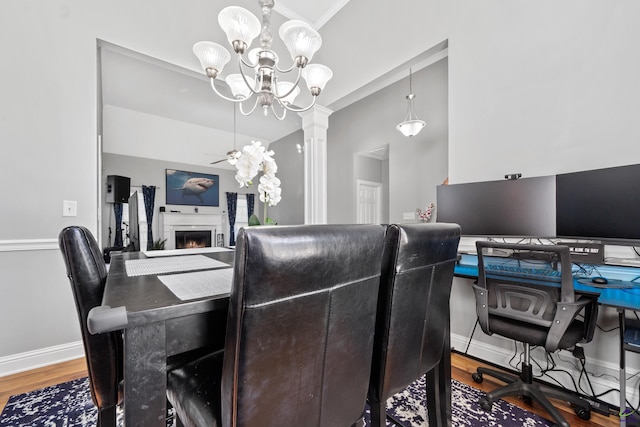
[211,104,239,165]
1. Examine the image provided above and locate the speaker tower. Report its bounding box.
[106,175,131,203]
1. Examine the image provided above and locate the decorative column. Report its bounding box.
[299,105,332,224]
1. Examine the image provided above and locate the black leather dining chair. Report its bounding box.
[166,224,386,427]
[59,226,122,426]
[471,241,598,427]
[59,225,216,426]
[368,223,461,427]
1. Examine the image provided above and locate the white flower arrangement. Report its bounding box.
[228,141,282,222]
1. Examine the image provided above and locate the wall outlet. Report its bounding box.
[63,200,78,217]
[403,211,415,220]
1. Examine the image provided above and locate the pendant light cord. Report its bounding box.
[409,67,413,94]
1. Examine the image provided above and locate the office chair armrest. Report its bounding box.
[472,284,491,336]
[545,298,591,352]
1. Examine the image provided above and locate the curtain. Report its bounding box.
[114,203,123,248]
[247,193,255,220]
[226,192,238,246]
[142,185,156,250]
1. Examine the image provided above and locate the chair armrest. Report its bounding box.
[545,297,591,352]
[472,284,491,336]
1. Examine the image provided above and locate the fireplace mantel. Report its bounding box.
[159,212,222,250]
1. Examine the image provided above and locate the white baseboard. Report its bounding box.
[451,332,626,408]
[0,341,85,377]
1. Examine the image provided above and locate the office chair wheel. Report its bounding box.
[479,397,493,411]
[472,372,483,383]
[574,406,590,420]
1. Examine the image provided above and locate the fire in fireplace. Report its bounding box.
[175,230,212,249]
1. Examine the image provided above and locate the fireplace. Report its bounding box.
[175,230,212,249]
[159,212,223,250]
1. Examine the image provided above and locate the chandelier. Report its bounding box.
[192,0,333,121]
[396,68,426,137]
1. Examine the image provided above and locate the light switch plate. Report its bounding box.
[63,200,78,217]
[403,211,415,220]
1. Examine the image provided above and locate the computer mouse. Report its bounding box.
[592,276,608,285]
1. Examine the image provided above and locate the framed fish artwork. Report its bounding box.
[165,169,219,207]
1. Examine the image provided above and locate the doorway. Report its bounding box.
[356,180,382,224]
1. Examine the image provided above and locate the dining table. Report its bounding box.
[87,248,235,426]
[87,246,453,427]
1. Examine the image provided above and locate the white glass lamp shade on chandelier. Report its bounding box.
[192,1,333,121]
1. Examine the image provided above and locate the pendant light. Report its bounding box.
[396,68,426,137]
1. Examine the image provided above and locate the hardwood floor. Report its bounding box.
[451,352,619,427]
[0,358,87,415]
[0,353,620,426]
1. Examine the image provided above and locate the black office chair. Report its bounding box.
[471,241,599,427]
[59,226,122,426]
[368,223,461,427]
[166,224,386,427]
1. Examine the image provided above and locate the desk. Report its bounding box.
[454,258,640,426]
[90,250,234,426]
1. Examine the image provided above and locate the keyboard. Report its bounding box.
[606,257,640,268]
[484,263,562,282]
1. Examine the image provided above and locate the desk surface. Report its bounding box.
[454,258,640,311]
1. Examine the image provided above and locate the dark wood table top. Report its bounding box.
[90,249,235,333]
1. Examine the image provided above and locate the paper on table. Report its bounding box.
[125,255,229,277]
[142,247,233,258]
[158,268,234,300]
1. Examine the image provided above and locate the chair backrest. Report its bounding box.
[221,224,386,426]
[473,241,598,352]
[369,223,461,401]
[58,226,121,410]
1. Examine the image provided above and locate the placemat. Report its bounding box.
[125,255,229,277]
[158,268,234,300]
[142,247,233,258]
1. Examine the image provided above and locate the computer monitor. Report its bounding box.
[436,175,556,238]
[556,164,640,245]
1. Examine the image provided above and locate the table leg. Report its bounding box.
[426,318,452,427]
[619,309,626,427]
[124,322,167,426]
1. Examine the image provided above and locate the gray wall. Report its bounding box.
[328,58,448,224]
[266,131,305,225]
[102,153,257,248]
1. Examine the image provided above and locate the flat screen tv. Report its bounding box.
[436,175,556,238]
[556,164,640,245]
[166,169,219,207]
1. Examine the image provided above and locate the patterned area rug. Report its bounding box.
[0,375,552,426]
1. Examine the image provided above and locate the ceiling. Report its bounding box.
[100,0,447,168]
